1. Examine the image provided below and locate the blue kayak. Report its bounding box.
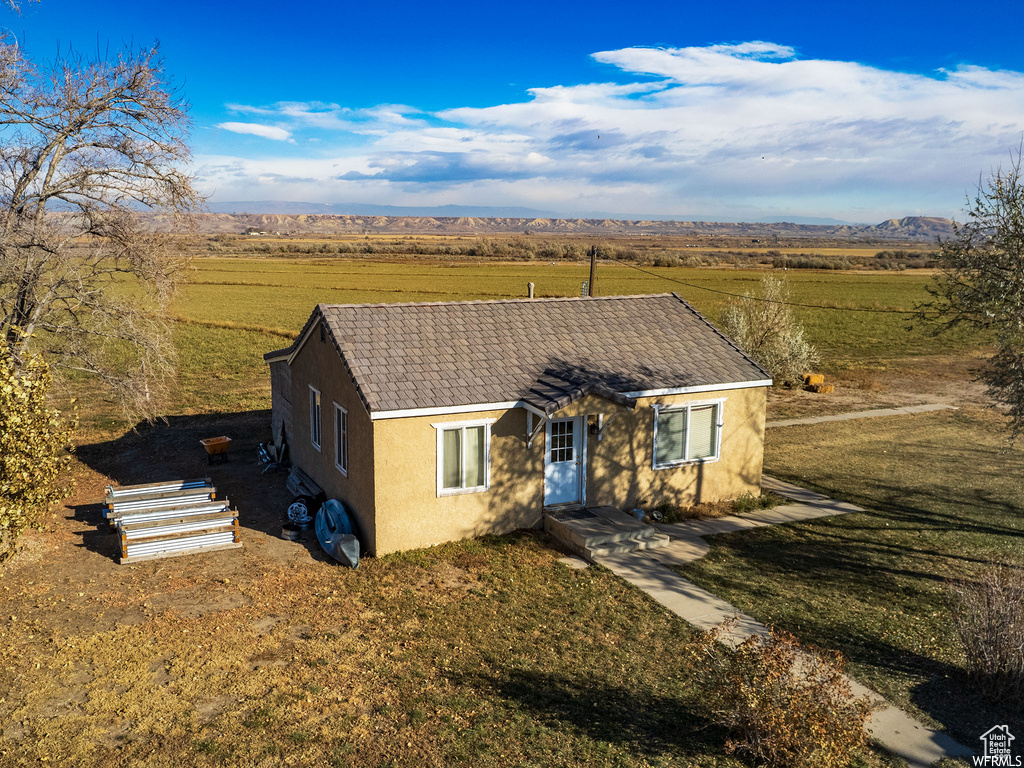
[315,499,360,568]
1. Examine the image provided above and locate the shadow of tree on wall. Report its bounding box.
[460,356,768,543]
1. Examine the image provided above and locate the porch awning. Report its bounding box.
[522,370,638,417]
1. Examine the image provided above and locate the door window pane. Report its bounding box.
[550,420,574,463]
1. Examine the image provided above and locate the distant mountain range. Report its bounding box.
[204,200,857,227]
[180,208,953,242]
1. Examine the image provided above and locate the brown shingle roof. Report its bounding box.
[266,293,770,415]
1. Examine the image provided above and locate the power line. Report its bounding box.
[603,259,917,316]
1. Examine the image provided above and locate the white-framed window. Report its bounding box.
[334,402,348,476]
[652,400,723,468]
[309,386,322,451]
[432,419,495,496]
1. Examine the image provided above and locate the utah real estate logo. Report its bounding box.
[975,726,1021,767]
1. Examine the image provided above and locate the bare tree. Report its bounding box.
[2,0,37,14]
[0,38,200,419]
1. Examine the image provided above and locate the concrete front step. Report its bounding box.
[545,506,671,562]
[585,533,672,561]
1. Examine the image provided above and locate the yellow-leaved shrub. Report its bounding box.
[690,626,872,768]
[0,353,75,559]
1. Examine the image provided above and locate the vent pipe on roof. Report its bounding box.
[588,245,597,297]
[527,282,535,299]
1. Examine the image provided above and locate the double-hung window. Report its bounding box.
[653,401,723,468]
[433,419,494,496]
[337,403,354,475]
[309,386,322,451]
[334,403,348,475]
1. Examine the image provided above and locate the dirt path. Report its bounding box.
[767,352,989,421]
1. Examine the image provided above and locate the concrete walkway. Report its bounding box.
[766,402,957,429]
[593,477,973,767]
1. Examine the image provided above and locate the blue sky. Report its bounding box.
[11,0,1024,221]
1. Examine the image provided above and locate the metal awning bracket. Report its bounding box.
[526,411,547,448]
[596,410,624,442]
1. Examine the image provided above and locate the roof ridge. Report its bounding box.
[316,293,676,311]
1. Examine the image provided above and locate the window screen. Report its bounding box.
[335,405,348,473]
[440,424,489,492]
[656,409,686,465]
[310,388,321,449]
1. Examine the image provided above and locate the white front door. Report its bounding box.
[544,417,583,506]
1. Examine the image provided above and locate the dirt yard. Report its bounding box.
[0,410,354,764]
[767,351,991,420]
[1,410,718,768]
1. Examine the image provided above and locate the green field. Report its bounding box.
[157,258,977,423]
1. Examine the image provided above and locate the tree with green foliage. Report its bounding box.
[723,275,819,387]
[0,351,74,558]
[923,154,1024,437]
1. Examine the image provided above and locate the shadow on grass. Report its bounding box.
[446,665,726,759]
[687,467,1024,745]
[73,409,327,561]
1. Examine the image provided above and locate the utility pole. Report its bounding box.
[588,245,597,297]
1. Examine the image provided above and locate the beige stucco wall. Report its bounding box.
[369,387,766,555]
[572,388,767,510]
[372,408,543,555]
[286,321,377,552]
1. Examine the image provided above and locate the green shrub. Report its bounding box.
[651,255,682,267]
[690,627,871,768]
[0,353,75,558]
[772,254,852,270]
[733,491,784,514]
[653,500,685,523]
[653,492,783,521]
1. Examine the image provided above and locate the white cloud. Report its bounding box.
[201,43,1024,220]
[216,122,294,142]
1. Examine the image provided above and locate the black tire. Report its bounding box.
[287,495,315,525]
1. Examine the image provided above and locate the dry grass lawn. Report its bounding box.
[677,406,1024,747]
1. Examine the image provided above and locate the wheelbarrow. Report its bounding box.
[200,436,232,465]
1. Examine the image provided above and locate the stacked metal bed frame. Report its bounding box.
[103,478,242,564]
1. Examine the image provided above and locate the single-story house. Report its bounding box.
[264,293,771,556]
